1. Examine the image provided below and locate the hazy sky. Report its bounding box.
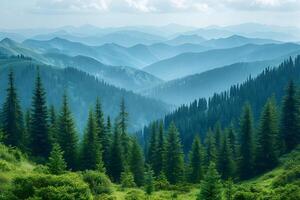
[1,0,300,29]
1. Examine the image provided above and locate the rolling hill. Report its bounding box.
[0,56,170,132]
[144,43,300,80]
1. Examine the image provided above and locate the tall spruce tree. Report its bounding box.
[214,123,222,153]
[80,109,102,170]
[218,132,235,180]
[155,120,165,175]
[227,125,236,159]
[147,122,157,170]
[204,129,217,167]
[197,162,222,200]
[281,81,300,153]
[48,105,58,144]
[117,98,131,163]
[130,139,145,186]
[165,122,184,184]
[30,70,51,159]
[255,99,279,174]
[57,93,78,170]
[109,120,124,182]
[95,98,110,170]
[238,103,254,180]
[1,70,24,148]
[189,135,204,183]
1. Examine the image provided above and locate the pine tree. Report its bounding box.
[144,166,154,195]
[47,143,67,175]
[1,70,24,148]
[30,70,51,159]
[57,93,78,170]
[130,139,145,186]
[224,178,234,200]
[155,120,165,176]
[48,105,58,144]
[204,129,217,167]
[255,99,279,174]
[95,98,110,171]
[147,122,157,170]
[109,121,124,182]
[281,81,300,153]
[165,122,184,184]
[80,109,102,170]
[218,132,235,180]
[189,135,203,183]
[23,109,31,152]
[227,125,236,159]
[214,122,222,153]
[117,98,130,163]
[238,103,254,180]
[121,168,136,188]
[103,116,112,169]
[197,162,222,200]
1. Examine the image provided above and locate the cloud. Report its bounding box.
[33,0,300,14]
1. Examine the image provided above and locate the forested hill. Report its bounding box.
[143,55,300,153]
[0,56,170,131]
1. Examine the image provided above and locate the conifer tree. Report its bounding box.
[189,135,203,183]
[30,70,51,159]
[130,139,145,186]
[1,70,24,148]
[48,105,58,144]
[109,121,124,182]
[197,162,222,200]
[238,104,254,180]
[47,143,67,175]
[57,93,78,170]
[255,99,279,174]
[144,166,154,195]
[95,98,111,171]
[103,116,112,169]
[204,129,217,167]
[23,109,31,152]
[117,98,131,163]
[214,122,222,152]
[80,109,102,170]
[120,169,136,188]
[227,125,236,159]
[281,81,300,153]
[218,133,235,180]
[155,120,165,176]
[165,122,184,184]
[147,122,157,169]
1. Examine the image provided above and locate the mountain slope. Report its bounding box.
[165,34,206,45]
[143,60,279,105]
[144,43,300,80]
[44,53,163,91]
[23,37,159,68]
[0,56,170,132]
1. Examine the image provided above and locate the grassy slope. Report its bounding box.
[1,144,299,199]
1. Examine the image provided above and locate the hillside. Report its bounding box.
[144,43,300,80]
[1,142,298,200]
[143,60,277,105]
[0,56,170,131]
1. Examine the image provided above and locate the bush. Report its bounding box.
[274,184,300,200]
[124,189,146,200]
[33,164,50,174]
[82,170,113,195]
[0,144,23,163]
[233,191,256,200]
[272,165,300,187]
[0,160,13,172]
[10,173,92,200]
[154,173,170,190]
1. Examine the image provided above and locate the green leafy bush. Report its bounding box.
[0,144,23,163]
[274,184,300,200]
[124,189,145,200]
[82,170,113,195]
[0,160,13,172]
[272,165,300,187]
[9,173,92,200]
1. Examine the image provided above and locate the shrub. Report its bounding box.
[154,173,170,190]
[272,165,300,187]
[124,189,145,200]
[82,170,113,195]
[0,160,13,172]
[274,184,300,200]
[10,173,92,200]
[233,191,256,200]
